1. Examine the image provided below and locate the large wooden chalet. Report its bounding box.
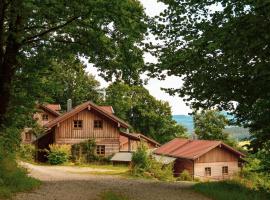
[22,101,160,161]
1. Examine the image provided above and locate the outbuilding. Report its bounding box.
[154,138,245,180]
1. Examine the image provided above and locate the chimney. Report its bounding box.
[67,99,72,112]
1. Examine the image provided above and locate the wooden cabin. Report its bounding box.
[154,138,245,180]
[29,101,159,161]
[21,104,61,143]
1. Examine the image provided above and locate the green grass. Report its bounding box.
[0,158,41,199]
[193,180,270,200]
[100,191,129,200]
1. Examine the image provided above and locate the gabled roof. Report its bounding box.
[119,131,160,146]
[46,104,61,111]
[154,138,245,160]
[44,101,130,129]
[39,105,61,117]
[99,106,114,114]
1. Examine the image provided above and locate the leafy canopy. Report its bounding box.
[105,82,187,143]
[151,0,270,153]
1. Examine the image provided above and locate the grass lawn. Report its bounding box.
[193,180,270,200]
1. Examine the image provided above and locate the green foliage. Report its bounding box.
[47,144,71,165]
[131,145,149,172]
[131,145,174,181]
[18,144,36,162]
[100,191,129,200]
[0,154,40,199]
[194,110,228,140]
[177,170,192,181]
[71,139,99,163]
[151,0,270,170]
[193,180,270,200]
[106,82,188,143]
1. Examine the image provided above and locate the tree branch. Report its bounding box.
[22,16,80,44]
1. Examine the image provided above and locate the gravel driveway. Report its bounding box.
[13,163,210,200]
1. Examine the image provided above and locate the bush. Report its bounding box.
[131,144,149,172]
[130,145,174,181]
[0,154,40,198]
[71,139,99,164]
[18,144,36,162]
[47,144,71,165]
[177,170,193,181]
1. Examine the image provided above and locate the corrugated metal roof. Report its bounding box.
[99,106,114,114]
[152,154,176,164]
[46,104,61,111]
[154,138,245,160]
[111,152,132,162]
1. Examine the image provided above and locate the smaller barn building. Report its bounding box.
[154,138,245,180]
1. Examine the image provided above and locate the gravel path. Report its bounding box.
[13,163,210,200]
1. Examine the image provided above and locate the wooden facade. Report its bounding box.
[173,146,242,180]
[54,109,121,156]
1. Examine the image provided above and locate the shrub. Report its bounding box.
[71,139,99,163]
[0,154,40,198]
[177,170,193,181]
[131,144,149,171]
[47,144,71,165]
[130,145,174,181]
[18,144,36,162]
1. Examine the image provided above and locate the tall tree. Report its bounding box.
[0,0,147,128]
[105,82,187,143]
[151,1,270,152]
[194,110,228,141]
[44,57,103,109]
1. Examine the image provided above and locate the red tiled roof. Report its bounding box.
[154,138,245,160]
[44,101,130,129]
[46,104,61,111]
[99,106,114,114]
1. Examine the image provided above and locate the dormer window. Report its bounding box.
[42,114,49,121]
[74,120,83,129]
[94,120,103,129]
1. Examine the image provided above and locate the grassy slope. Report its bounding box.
[193,181,270,200]
[0,158,41,199]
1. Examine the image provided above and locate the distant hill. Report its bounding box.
[173,115,250,140]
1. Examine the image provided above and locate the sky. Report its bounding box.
[85,0,192,115]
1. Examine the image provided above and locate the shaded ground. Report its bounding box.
[13,163,210,200]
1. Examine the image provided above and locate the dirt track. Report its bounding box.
[13,163,210,200]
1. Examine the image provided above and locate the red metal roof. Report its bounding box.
[46,104,61,111]
[154,138,245,160]
[99,106,114,114]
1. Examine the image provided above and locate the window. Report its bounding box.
[205,167,211,176]
[25,132,32,141]
[222,166,228,175]
[42,114,49,121]
[73,120,83,128]
[94,120,103,128]
[96,145,105,155]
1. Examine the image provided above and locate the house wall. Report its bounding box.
[54,109,121,156]
[34,110,57,126]
[194,147,240,180]
[21,128,37,144]
[119,135,156,152]
[173,159,194,177]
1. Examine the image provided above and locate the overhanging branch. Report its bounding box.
[22,16,80,44]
